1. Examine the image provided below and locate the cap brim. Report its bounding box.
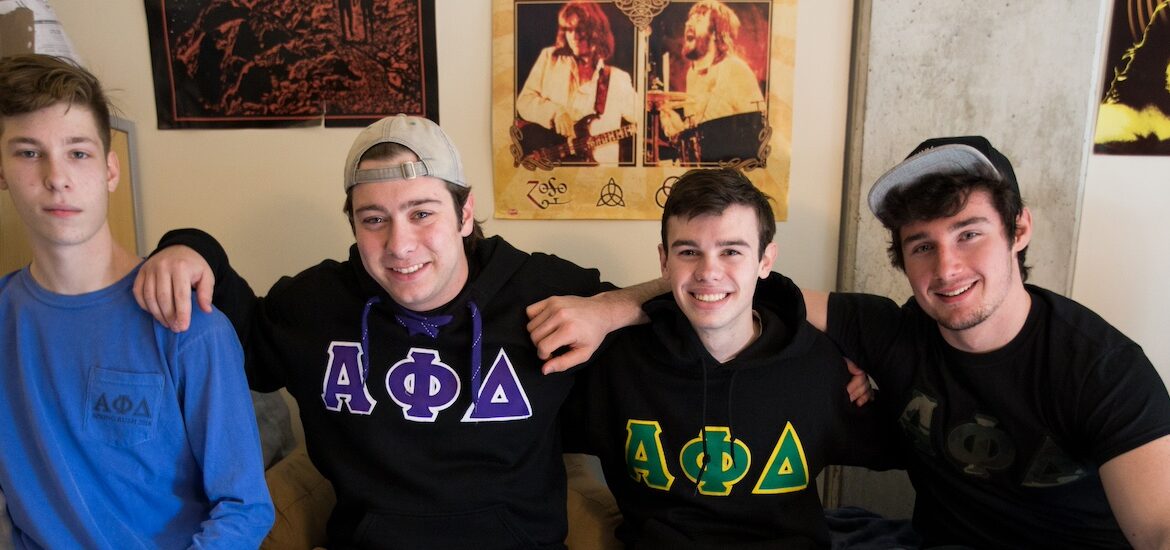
[867,144,1000,216]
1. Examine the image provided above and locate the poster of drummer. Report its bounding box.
[492,0,795,220]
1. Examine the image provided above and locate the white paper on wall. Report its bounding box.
[0,0,80,63]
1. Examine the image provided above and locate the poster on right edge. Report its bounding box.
[1095,0,1170,155]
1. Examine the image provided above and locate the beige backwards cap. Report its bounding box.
[342,114,467,191]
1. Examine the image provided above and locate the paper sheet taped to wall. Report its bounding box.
[0,0,79,62]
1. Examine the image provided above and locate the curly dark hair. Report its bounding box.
[881,172,1030,281]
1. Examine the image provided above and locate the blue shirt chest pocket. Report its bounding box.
[84,367,165,447]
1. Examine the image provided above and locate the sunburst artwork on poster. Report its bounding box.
[1095,0,1170,155]
[492,0,796,220]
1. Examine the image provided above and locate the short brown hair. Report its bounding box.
[661,168,775,258]
[0,54,113,152]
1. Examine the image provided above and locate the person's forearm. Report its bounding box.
[802,288,830,332]
[597,277,668,330]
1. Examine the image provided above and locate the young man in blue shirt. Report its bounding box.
[0,54,273,549]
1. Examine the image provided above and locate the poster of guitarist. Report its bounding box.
[492,0,794,221]
[515,0,638,166]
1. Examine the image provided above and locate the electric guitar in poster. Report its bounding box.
[516,114,636,166]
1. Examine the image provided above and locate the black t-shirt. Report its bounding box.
[828,285,1170,548]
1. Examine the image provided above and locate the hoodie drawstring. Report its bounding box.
[695,356,711,495]
[395,308,454,338]
[360,296,382,384]
[727,370,740,468]
[468,300,483,411]
[694,352,745,492]
[362,296,484,411]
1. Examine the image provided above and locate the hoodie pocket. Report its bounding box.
[352,504,536,549]
[83,367,163,447]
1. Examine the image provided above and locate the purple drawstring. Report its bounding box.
[356,297,482,411]
[395,308,454,338]
[468,300,483,411]
[360,296,382,384]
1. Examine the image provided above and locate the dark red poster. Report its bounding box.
[144,0,438,129]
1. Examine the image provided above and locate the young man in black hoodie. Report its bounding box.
[132,114,662,549]
[565,168,893,548]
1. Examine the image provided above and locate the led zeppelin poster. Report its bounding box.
[492,0,795,220]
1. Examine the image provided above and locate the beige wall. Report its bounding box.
[51,0,853,293]
[1074,156,1170,382]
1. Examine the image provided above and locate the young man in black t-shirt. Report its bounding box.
[802,136,1170,547]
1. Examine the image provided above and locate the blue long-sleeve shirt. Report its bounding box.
[0,266,273,549]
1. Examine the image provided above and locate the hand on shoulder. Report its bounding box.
[133,245,214,333]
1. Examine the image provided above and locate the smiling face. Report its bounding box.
[660,204,776,359]
[0,102,118,253]
[898,189,1033,351]
[351,154,474,312]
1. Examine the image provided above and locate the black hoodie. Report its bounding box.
[158,229,608,549]
[565,272,895,549]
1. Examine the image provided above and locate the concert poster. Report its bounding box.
[1094,0,1170,155]
[492,0,796,220]
[144,0,438,129]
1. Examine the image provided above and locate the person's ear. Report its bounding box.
[758,242,778,278]
[1013,207,1033,252]
[105,150,121,193]
[459,192,475,237]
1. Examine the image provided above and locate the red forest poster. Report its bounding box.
[144,0,438,128]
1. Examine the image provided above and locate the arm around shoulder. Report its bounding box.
[802,288,830,332]
[134,228,231,332]
[527,277,669,374]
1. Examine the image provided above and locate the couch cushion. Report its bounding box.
[564,454,621,549]
[252,390,297,469]
[261,446,335,550]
